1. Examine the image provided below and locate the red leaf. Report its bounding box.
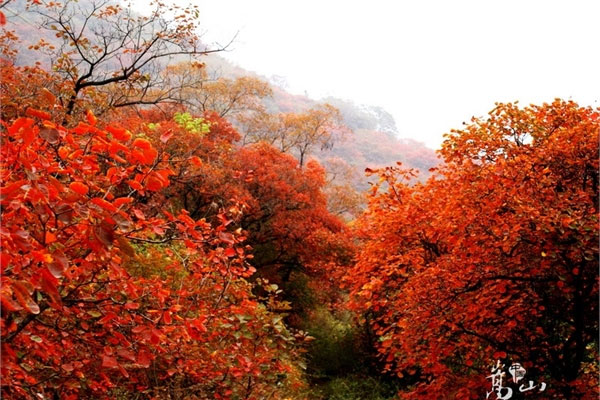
[224,247,236,257]
[127,180,143,191]
[69,182,89,196]
[48,260,65,279]
[132,138,152,150]
[142,147,158,165]
[90,197,117,213]
[106,125,131,142]
[61,363,74,372]
[0,180,26,200]
[160,130,173,143]
[39,127,59,144]
[45,231,57,244]
[150,329,161,344]
[131,325,146,334]
[8,117,34,135]
[118,364,129,378]
[25,108,51,120]
[39,268,62,308]
[94,223,115,247]
[146,175,164,192]
[58,146,69,159]
[190,156,203,167]
[113,197,133,207]
[99,312,117,325]
[13,281,39,314]
[218,232,235,245]
[162,311,172,324]
[117,348,136,362]
[102,355,118,368]
[133,209,145,220]
[136,351,152,368]
[1,291,23,312]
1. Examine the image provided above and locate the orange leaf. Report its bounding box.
[132,138,152,150]
[127,180,143,191]
[86,109,97,126]
[90,197,117,213]
[190,156,203,167]
[40,88,56,105]
[106,126,132,142]
[69,182,89,195]
[113,197,133,207]
[25,108,51,120]
[58,146,69,159]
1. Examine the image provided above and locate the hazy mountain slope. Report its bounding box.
[202,53,439,180]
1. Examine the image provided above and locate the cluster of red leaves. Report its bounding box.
[0,107,305,398]
[123,108,352,288]
[233,145,350,275]
[345,100,599,399]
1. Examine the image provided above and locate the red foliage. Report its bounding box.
[0,108,304,398]
[119,109,351,285]
[345,100,599,399]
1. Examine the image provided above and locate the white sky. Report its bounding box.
[135,0,600,149]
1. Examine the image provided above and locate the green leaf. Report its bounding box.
[87,310,102,318]
[30,335,43,343]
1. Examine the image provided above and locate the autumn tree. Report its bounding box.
[238,110,296,151]
[0,79,308,398]
[241,104,348,167]
[345,100,599,399]
[191,75,272,118]
[234,145,352,279]
[18,0,228,119]
[321,157,364,219]
[289,104,347,167]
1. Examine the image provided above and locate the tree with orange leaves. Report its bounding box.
[0,87,307,398]
[345,100,599,399]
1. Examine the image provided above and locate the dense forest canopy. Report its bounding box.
[0,1,598,399]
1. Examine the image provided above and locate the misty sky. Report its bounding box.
[141,0,599,149]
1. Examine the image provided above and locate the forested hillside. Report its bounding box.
[199,55,440,186]
[0,2,598,400]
